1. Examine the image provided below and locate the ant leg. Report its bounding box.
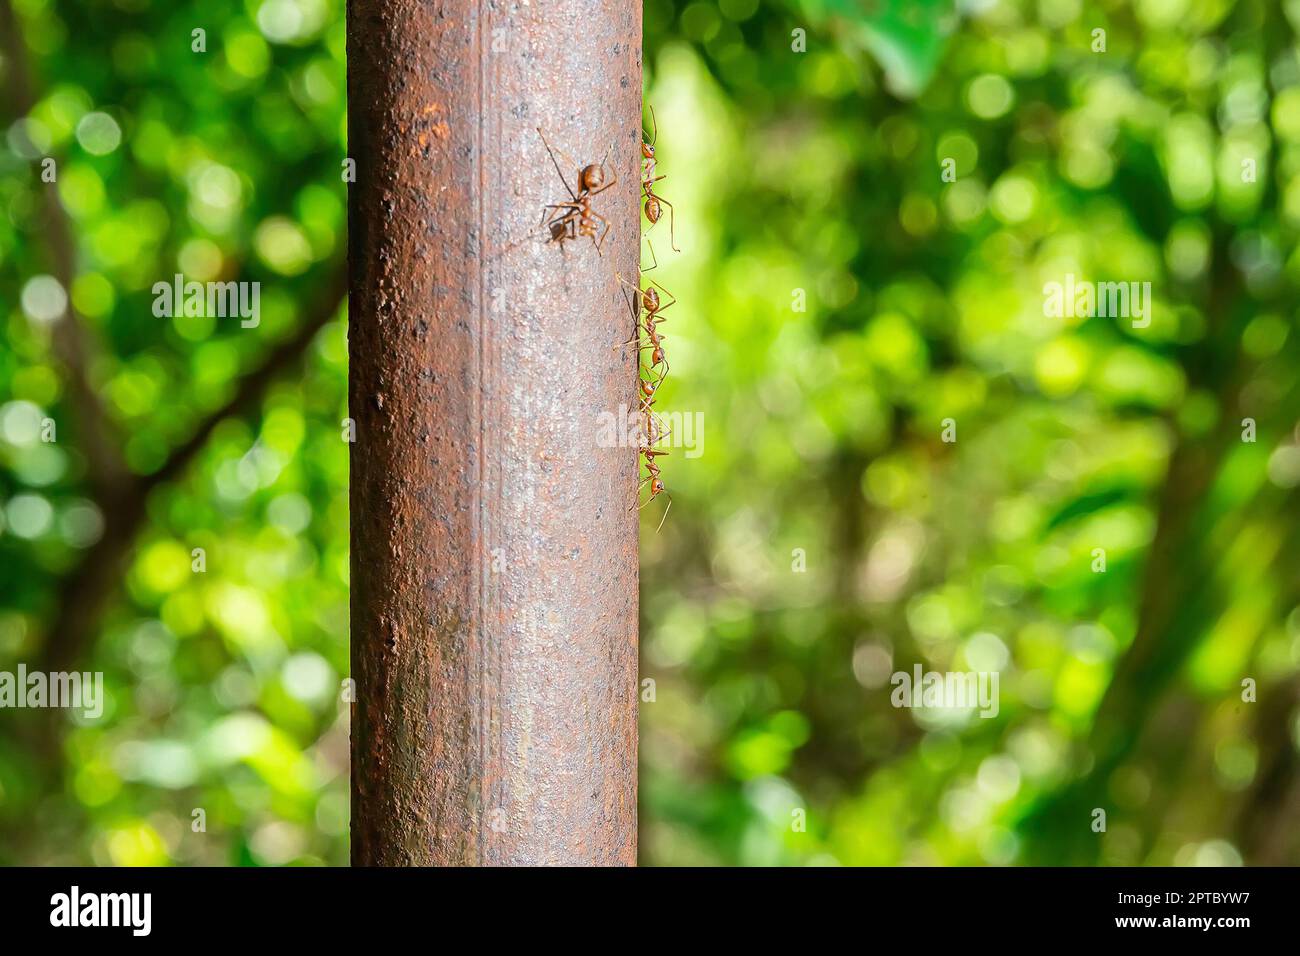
[637,363,662,387]
[541,207,580,245]
[639,171,666,203]
[654,495,672,533]
[540,201,580,227]
[535,127,579,201]
[612,283,643,348]
[613,270,645,301]
[641,404,668,429]
[645,412,672,439]
[641,238,659,274]
[638,349,669,386]
[631,471,657,511]
[613,320,647,350]
[641,410,671,442]
[600,141,618,191]
[621,279,643,319]
[638,414,669,447]
[544,210,580,245]
[640,364,668,394]
[591,210,612,256]
[645,278,678,313]
[561,216,579,250]
[653,194,680,253]
[542,201,581,215]
[551,215,581,252]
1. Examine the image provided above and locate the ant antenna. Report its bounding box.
[535,127,578,202]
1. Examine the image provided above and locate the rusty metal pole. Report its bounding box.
[347,1,641,865]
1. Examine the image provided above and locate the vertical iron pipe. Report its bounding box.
[348,0,641,865]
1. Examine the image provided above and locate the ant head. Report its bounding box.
[641,378,657,397]
[644,197,660,223]
[641,141,655,160]
[653,346,665,364]
[580,164,605,191]
[650,478,665,495]
[643,287,660,311]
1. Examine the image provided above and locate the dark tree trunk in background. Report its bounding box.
[347,0,641,865]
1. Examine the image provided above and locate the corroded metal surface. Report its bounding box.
[348,0,641,865]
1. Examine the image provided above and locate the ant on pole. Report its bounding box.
[640,105,679,253]
[635,408,672,533]
[615,242,677,404]
[613,239,676,382]
[536,127,618,255]
[629,297,672,533]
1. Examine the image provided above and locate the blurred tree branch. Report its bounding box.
[1,0,129,496]
[1024,222,1300,862]
[39,267,346,676]
[2,0,349,679]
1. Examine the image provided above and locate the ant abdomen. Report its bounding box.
[581,164,605,191]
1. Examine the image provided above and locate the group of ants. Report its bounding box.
[535,107,677,531]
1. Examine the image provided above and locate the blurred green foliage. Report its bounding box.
[640,0,1300,865]
[1,0,347,864]
[0,0,1298,867]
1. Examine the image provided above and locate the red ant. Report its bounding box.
[628,329,673,532]
[615,243,677,408]
[640,105,679,253]
[635,411,672,533]
[537,128,618,255]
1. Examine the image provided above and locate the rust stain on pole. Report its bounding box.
[347,0,642,864]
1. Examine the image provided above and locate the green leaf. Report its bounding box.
[811,0,959,97]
